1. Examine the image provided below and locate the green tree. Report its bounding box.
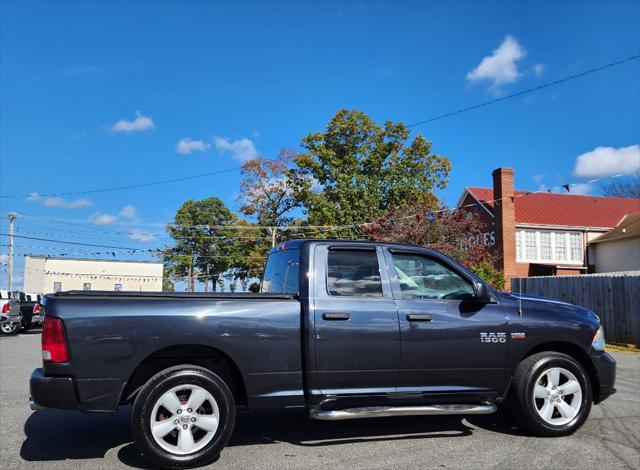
[293,109,451,237]
[165,197,238,291]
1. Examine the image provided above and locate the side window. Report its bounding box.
[53,282,62,293]
[261,249,300,294]
[83,283,91,291]
[327,249,382,297]
[391,253,474,300]
[114,284,123,292]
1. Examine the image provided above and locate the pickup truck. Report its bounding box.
[1,289,22,335]
[29,239,616,468]
[16,291,43,332]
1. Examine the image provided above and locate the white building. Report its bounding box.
[23,256,163,294]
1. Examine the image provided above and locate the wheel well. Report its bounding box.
[121,344,247,406]
[523,342,600,403]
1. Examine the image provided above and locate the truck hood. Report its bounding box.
[501,292,600,322]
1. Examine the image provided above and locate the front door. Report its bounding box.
[384,248,509,396]
[312,245,400,395]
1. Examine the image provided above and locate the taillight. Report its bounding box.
[1,302,9,314]
[41,316,69,363]
[33,303,41,314]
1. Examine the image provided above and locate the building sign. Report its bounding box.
[469,231,496,247]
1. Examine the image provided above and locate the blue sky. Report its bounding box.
[1,1,639,288]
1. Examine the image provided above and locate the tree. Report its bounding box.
[165,197,238,291]
[364,206,504,288]
[239,149,301,227]
[600,175,639,198]
[293,109,451,237]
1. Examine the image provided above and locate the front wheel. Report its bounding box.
[511,352,592,437]
[131,365,236,469]
[0,322,20,335]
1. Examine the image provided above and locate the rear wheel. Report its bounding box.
[511,352,591,436]
[0,322,20,335]
[131,365,236,469]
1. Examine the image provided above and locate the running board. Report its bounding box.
[310,403,496,421]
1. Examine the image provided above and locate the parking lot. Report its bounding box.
[1,332,638,469]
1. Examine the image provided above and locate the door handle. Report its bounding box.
[406,313,432,322]
[322,312,351,321]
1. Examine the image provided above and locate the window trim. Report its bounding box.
[385,248,478,302]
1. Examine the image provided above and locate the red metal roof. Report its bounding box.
[465,187,640,228]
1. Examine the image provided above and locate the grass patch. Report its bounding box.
[606,343,640,354]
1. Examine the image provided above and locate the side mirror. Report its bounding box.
[473,282,493,304]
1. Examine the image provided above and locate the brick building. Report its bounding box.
[456,167,640,289]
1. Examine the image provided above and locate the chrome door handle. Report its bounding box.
[322,312,351,321]
[406,313,432,322]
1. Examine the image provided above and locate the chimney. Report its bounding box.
[492,167,516,290]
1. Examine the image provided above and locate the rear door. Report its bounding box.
[312,244,400,395]
[385,248,509,395]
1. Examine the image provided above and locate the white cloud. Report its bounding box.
[26,193,93,209]
[573,145,640,178]
[214,137,258,161]
[176,138,210,155]
[532,173,545,185]
[567,182,593,195]
[111,111,154,132]
[128,231,156,243]
[532,63,545,76]
[119,205,137,220]
[88,212,119,225]
[89,205,140,225]
[467,35,526,91]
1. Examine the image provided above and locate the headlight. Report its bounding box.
[592,326,605,351]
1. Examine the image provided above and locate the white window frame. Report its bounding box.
[515,229,584,264]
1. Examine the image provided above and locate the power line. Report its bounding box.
[407,53,640,127]
[0,166,243,199]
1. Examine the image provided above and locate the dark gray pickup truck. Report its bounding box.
[29,239,616,468]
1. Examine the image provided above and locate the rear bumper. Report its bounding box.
[591,350,616,404]
[29,368,79,410]
[1,313,22,325]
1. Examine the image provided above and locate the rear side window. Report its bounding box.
[327,249,382,297]
[262,249,300,294]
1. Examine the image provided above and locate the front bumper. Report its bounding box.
[591,350,617,404]
[29,368,79,410]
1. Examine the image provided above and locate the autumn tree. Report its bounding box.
[364,207,504,288]
[293,109,451,237]
[165,197,238,291]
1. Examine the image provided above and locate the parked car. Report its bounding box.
[0,289,22,335]
[29,239,616,468]
[15,291,43,332]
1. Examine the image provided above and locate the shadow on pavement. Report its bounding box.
[22,406,526,468]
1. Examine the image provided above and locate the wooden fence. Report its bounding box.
[511,272,640,345]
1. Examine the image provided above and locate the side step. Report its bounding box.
[310,403,496,421]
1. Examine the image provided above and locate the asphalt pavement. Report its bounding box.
[1,332,639,469]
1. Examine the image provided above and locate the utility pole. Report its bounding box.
[7,213,16,291]
[270,227,277,248]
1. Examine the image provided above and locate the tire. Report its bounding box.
[0,322,20,335]
[511,351,592,437]
[131,365,236,469]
